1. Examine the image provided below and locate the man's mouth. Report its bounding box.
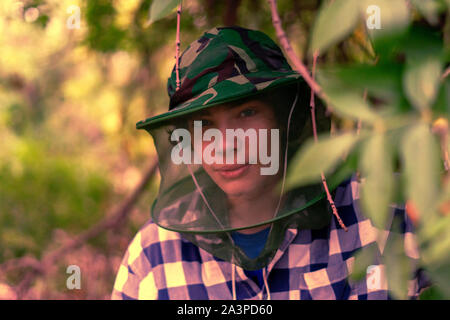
[214,164,250,179]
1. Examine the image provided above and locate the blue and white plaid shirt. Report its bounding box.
[111,173,430,300]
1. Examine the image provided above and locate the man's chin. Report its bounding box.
[220,183,260,199]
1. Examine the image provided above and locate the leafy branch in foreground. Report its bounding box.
[285,0,450,299]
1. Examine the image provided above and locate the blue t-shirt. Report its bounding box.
[231,227,270,288]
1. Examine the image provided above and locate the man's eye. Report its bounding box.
[240,108,256,117]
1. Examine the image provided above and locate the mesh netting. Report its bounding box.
[144,82,347,270]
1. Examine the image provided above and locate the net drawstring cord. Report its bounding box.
[273,81,300,218]
[232,262,237,300]
[262,267,271,300]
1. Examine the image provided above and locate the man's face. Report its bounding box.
[187,99,282,198]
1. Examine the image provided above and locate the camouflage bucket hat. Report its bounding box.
[136,26,303,130]
[137,26,343,270]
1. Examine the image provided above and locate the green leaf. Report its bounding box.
[403,53,443,111]
[285,133,360,189]
[359,133,395,229]
[147,0,181,25]
[402,27,444,111]
[362,0,411,57]
[327,145,360,187]
[324,63,405,113]
[419,285,447,300]
[383,230,412,299]
[350,244,379,281]
[411,0,445,25]
[309,0,360,56]
[421,221,450,298]
[332,63,403,96]
[363,0,411,40]
[432,75,450,116]
[427,226,450,263]
[400,123,442,224]
[328,89,381,124]
[317,70,382,124]
[423,259,450,298]
[419,214,450,245]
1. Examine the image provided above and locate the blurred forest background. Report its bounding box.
[0,0,448,299]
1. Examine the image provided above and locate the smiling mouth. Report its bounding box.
[214,164,250,179]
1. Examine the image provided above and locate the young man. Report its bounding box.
[112,26,429,300]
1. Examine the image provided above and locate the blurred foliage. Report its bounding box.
[0,138,111,260]
[286,0,450,299]
[0,0,448,300]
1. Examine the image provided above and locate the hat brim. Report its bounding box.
[136,71,303,131]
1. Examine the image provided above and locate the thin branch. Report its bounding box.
[224,0,242,26]
[432,119,450,172]
[175,2,182,90]
[310,51,320,144]
[269,0,347,231]
[442,66,450,80]
[267,0,327,103]
[310,52,348,232]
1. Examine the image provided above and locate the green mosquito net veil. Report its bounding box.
[143,81,346,270]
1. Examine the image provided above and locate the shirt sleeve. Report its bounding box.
[111,231,159,300]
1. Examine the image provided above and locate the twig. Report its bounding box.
[310,51,348,232]
[269,0,348,231]
[269,0,347,230]
[432,118,450,172]
[310,51,320,144]
[442,67,450,80]
[175,2,182,90]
